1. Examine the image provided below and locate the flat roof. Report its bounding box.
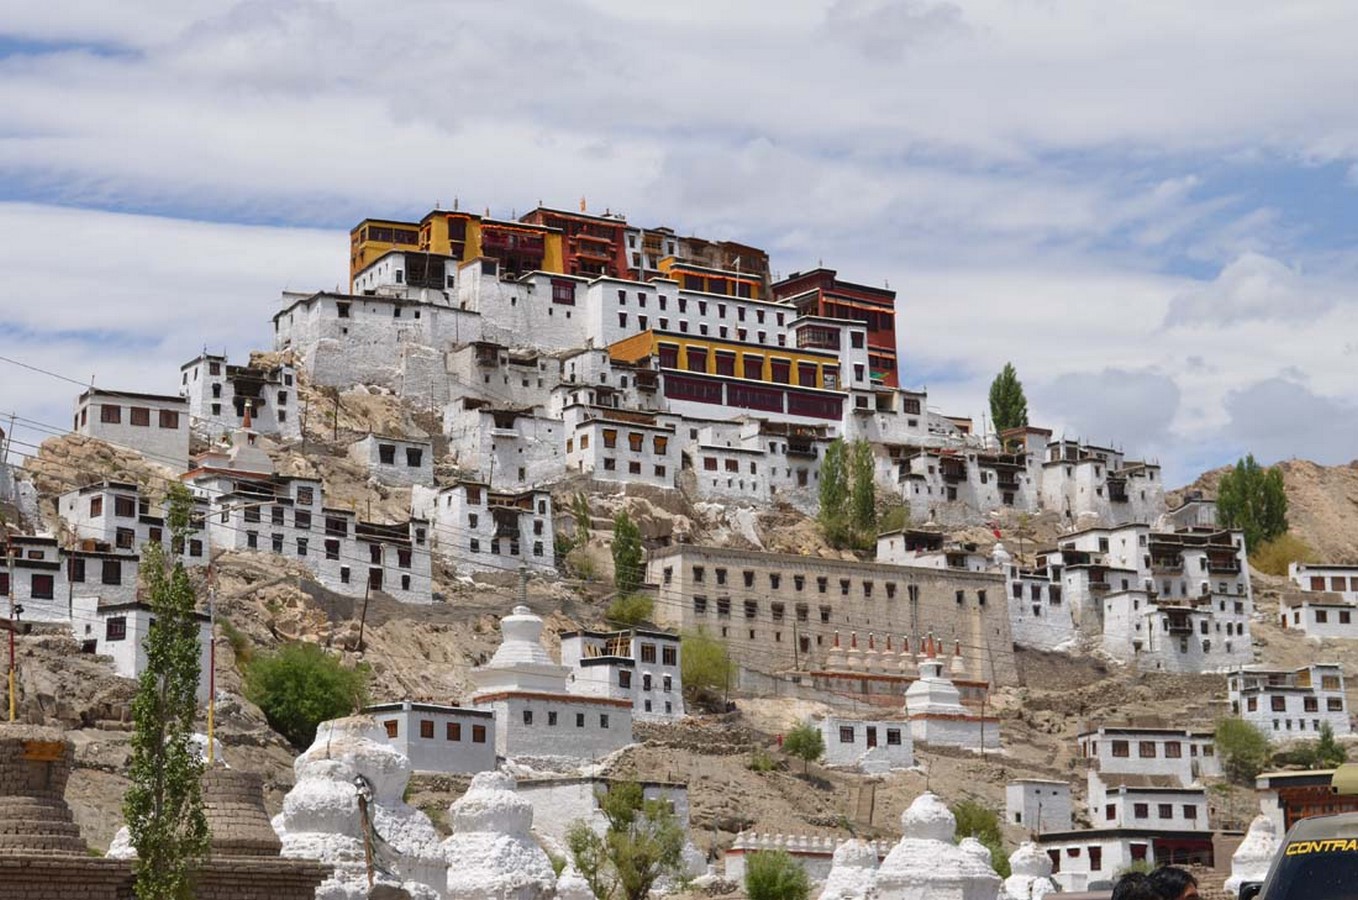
[364,701,493,718]
[79,388,187,405]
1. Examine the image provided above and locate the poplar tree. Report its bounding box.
[849,440,877,549]
[1217,454,1288,551]
[612,510,644,595]
[124,483,210,900]
[819,439,849,547]
[988,363,1029,434]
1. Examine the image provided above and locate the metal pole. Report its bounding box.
[206,566,216,765]
[357,572,373,656]
[7,533,15,722]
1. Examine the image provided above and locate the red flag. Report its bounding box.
[992,528,1003,539]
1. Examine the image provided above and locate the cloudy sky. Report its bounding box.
[3,1,1358,484]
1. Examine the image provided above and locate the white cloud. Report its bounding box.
[1163,252,1334,326]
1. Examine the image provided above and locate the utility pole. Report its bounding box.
[792,619,800,671]
[356,571,373,656]
[7,533,15,722]
[206,565,216,766]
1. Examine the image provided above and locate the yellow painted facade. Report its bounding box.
[349,218,421,287]
[658,259,764,300]
[609,330,841,391]
[351,212,567,287]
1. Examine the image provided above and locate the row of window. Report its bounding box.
[1107,802,1198,821]
[522,710,610,728]
[1245,695,1345,712]
[678,565,911,600]
[617,290,783,323]
[466,538,546,557]
[617,671,674,692]
[83,404,182,429]
[1308,575,1358,592]
[1105,739,1214,759]
[838,725,904,745]
[385,718,488,743]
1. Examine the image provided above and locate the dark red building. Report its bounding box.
[772,268,899,387]
[519,206,629,279]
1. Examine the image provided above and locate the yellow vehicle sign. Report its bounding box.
[1284,838,1358,856]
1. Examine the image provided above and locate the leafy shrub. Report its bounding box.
[783,722,825,775]
[1250,532,1317,576]
[218,616,252,667]
[745,850,810,900]
[951,799,1010,878]
[748,748,779,773]
[606,593,654,627]
[681,629,733,710]
[1215,717,1272,785]
[244,642,369,749]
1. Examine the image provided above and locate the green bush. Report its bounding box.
[218,617,252,667]
[1251,532,1317,576]
[244,643,369,749]
[748,748,779,773]
[681,629,733,709]
[1215,717,1272,785]
[951,799,1010,878]
[606,593,654,627]
[783,722,825,775]
[745,849,810,900]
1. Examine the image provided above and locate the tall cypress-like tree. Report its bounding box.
[849,440,877,549]
[1217,454,1289,551]
[818,439,849,546]
[124,484,210,900]
[988,362,1029,435]
[612,510,644,595]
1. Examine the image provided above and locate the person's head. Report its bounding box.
[1112,871,1157,900]
[1148,865,1200,900]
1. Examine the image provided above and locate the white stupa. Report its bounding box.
[826,631,847,670]
[898,636,917,676]
[440,771,557,900]
[873,792,1002,900]
[864,634,882,673]
[273,716,444,900]
[554,862,596,900]
[819,838,880,900]
[991,541,1012,569]
[903,636,998,750]
[1002,842,1057,900]
[1225,815,1280,897]
[845,632,865,671]
[471,605,572,696]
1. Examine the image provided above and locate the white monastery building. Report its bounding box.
[1229,663,1352,743]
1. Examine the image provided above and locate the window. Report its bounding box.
[1106,804,1116,821]
[447,722,462,741]
[819,605,831,623]
[600,714,610,729]
[523,709,534,725]
[472,724,487,743]
[839,726,855,743]
[640,643,657,663]
[693,566,705,583]
[1111,740,1130,757]
[1271,695,1287,712]
[1329,697,1345,711]
[105,616,127,642]
[31,574,54,599]
[886,728,901,745]
[1133,803,1149,819]
[744,600,758,619]
[1164,741,1182,758]
[158,409,180,429]
[662,645,677,666]
[101,560,122,585]
[619,670,632,689]
[418,719,434,739]
[126,406,150,427]
[716,568,728,586]
[1138,741,1157,758]
[114,496,135,518]
[1184,804,1197,819]
[1088,847,1102,872]
[1158,804,1173,819]
[1305,696,1319,712]
[693,596,708,615]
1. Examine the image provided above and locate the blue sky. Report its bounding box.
[3,0,1358,485]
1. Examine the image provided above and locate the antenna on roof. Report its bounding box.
[435,199,441,210]
[453,196,459,211]
[580,196,587,212]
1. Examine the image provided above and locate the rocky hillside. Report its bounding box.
[1172,458,1358,563]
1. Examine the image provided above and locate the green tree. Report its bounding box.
[680,629,733,710]
[566,781,687,900]
[745,849,811,900]
[244,642,369,749]
[783,722,825,775]
[1250,533,1317,577]
[1217,454,1289,551]
[1317,722,1348,769]
[607,593,654,627]
[612,511,644,595]
[849,439,877,549]
[572,492,592,550]
[123,484,210,900]
[1215,717,1273,785]
[951,799,1010,878]
[819,439,849,547]
[988,362,1029,435]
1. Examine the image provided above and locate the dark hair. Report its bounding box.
[1113,871,1157,900]
[1148,866,1198,898]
